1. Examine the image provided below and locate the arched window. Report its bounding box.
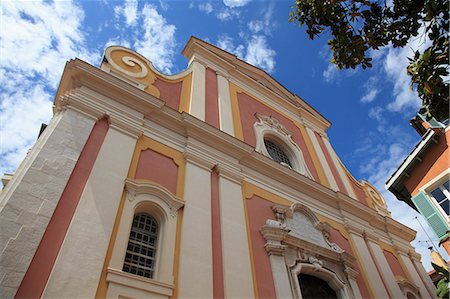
[264,138,293,167]
[253,113,313,178]
[298,273,337,299]
[123,213,159,278]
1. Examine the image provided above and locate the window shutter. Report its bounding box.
[412,192,449,239]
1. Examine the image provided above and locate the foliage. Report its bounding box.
[432,263,449,298]
[289,0,449,121]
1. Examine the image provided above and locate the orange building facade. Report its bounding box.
[0,38,438,299]
[387,115,450,256]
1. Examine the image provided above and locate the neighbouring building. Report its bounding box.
[386,114,449,256]
[0,37,438,299]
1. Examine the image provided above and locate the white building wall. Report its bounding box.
[366,240,404,298]
[177,161,213,298]
[218,174,254,298]
[349,232,390,298]
[0,109,95,299]
[217,73,234,136]
[189,60,206,121]
[42,127,137,298]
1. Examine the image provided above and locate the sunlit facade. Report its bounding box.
[0,38,437,299]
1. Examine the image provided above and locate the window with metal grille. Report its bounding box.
[264,139,292,167]
[123,213,158,278]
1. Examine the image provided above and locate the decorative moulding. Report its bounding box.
[125,179,184,218]
[361,180,391,217]
[106,267,174,298]
[262,203,358,299]
[396,277,420,299]
[102,46,158,96]
[253,113,313,179]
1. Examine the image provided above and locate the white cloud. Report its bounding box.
[216,35,276,73]
[198,2,213,14]
[223,0,251,8]
[215,8,240,21]
[323,63,339,83]
[114,0,138,27]
[368,106,384,121]
[216,35,245,58]
[360,76,380,103]
[374,25,430,114]
[247,3,275,35]
[109,3,177,74]
[1,0,97,176]
[245,35,276,73]
[158,0,170,11]
[134,4,176,73]
[361,89,379,103]
[383,46,422,112]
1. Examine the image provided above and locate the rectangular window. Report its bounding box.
[430,180,450,216]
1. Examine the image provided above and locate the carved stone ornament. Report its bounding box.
[269,203,343,254]
[308,256,323,270]
[255,113,292,137]
[126,189,137,202]
[125,179,184,218]
[262,203,359,299]
[253,113,313,178]
[101,46,161,97]
[103,47,149,79]
[361,180,391,217]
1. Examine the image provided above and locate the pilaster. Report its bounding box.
[189,60,206,121]
[365,236,404,298]
[177,161,213,298]
[217,173,254,298]
[42,125,137,298]
[261,222,292,299]
[304,126,338,191]
[216,72,235,136]
[321,136,357,198]
[347,230,389,298]
[397,252,434,298]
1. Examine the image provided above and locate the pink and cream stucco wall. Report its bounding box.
[0,38,437,299]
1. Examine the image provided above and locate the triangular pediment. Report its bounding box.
[182,36,330,130]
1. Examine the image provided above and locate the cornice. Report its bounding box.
[54,59,165,116]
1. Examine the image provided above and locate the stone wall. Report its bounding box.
[0,109,95,298]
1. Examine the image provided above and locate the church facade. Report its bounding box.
[0,37,437,299]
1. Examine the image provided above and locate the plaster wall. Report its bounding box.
[218,175,254,298]
[367,240,404,298]
[42,127,136,298]
[0,109,95,299]
[177,161,213,298]
[398,253,436,298]
[189,61,206,121]
[349,233,389,298]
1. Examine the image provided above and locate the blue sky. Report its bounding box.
[1,0,447,270]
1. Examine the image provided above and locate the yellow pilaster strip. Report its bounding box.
[229,83,244,141]
[346,234,377,298]
[296,122,330,188]
[179,73,192,113]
